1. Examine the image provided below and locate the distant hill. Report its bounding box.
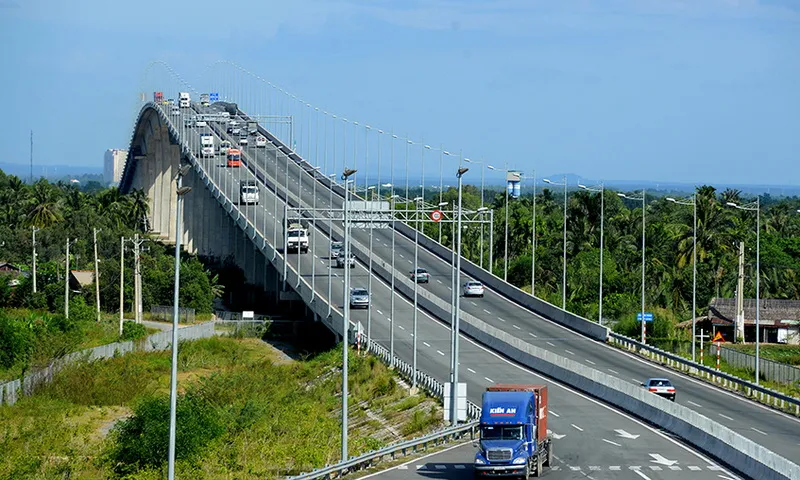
[0,162,103,183]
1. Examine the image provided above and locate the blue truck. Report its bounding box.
[474,384,553,478]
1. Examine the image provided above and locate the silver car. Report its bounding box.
[463,280,485,297]
[641,378,676,401]
[330,241,343,257]
[349,288,370,309]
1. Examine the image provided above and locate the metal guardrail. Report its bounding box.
[286,422,477,480]
[609,332,800,415]
[286,339,481,480]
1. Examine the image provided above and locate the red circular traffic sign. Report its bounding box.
[430,210,443,222]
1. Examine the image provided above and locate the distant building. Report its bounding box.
[104,149,128,186]
[703,298,800,345]
[69,270,95,292]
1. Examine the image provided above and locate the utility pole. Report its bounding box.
[64,238,71,319]
[30,130,33,184]
[736,241,745,342]
[120,236,127,336]
[32,226,39,293]
[129,234,148,323]
[93,228,101,322]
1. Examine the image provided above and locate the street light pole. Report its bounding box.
[168,164,192,480]
[450,165,469,425]
[579,183,605,324]
[727,197,761,384]
[619,190,647,343]
[544,176,568,309]
[341,167,357,461]
[412,195,423,390]
[667,194,697,361]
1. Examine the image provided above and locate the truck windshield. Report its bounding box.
[288,231,303,237]
[481,425,523,440]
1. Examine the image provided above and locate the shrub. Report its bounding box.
[0,312,34,369]
[121,320,148,341]
[107,392,224,475]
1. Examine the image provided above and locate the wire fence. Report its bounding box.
[714,345,800,385]
[0,322,216,406]
[150,305,195,323]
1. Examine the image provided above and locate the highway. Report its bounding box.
[364,443,738,480]
[170,102,763,477]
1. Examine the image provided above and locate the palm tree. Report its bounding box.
[127,188,150,232]
[25,180,62,228]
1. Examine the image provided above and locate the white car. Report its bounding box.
[195,120,207,128]
[463,281,485,298]
[239,135,248,145]
[330,241,343,257]
[641,378,676,402]
[255,135,267,147]
[336,251,356,268]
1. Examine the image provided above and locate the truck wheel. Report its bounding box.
[544,443,553,467]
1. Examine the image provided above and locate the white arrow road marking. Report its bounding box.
[615,429,640,439]
[546,429,566,440]
[602,439,621,447]
[649,454,678,466]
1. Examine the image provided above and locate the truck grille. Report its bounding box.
[486,448,513,462]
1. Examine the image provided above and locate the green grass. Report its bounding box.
[0,337,444,479]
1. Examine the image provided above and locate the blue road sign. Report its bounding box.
[209,92,219,102]
[636,312,654,322]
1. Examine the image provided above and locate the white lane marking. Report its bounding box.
[586,359,596,365]
[436,350,445,356]
[377,309,383,315]
[565,350,575,355]
[550,410,559,417]
[467,368,476,374]
[512,325,521,330]
[571,424,583,431]
[498,317,505,322]
[688,400,703,408]
[423,342,431,347]
[608,368,620,375]
[437,279,443,284]
[718,413,734,421]
[547,341,556,347]
[471,301,478,306]
[633,470,653,480]
[751,427,768,436]
[483,309,491,314]
[485,377,494,383]
[609,466,621,471]
[688,466,701,471]
[529,332,537,338]
[398,325,405,330]
[602,438,621,447]
[399,254,404,258]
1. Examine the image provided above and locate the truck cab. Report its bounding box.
[475,384,552,478]
[200,133,215,157]
[286,222,309,253]
[179,92,191,108]
[200,93,210,106]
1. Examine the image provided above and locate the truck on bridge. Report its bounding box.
[179,92,191,108]
[284,219,309,253]
[200,133,215,157]
[474,384,553,478]
[239,180,260,205]
[200,93,210,106]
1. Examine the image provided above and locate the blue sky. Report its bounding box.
[0,0,798,186]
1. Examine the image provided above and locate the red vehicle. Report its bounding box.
[227,149,242,168]
[154,91,164,104]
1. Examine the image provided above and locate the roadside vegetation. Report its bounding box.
[0,306,154,382]
[0,336,444,479]
[423,184,800,348]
